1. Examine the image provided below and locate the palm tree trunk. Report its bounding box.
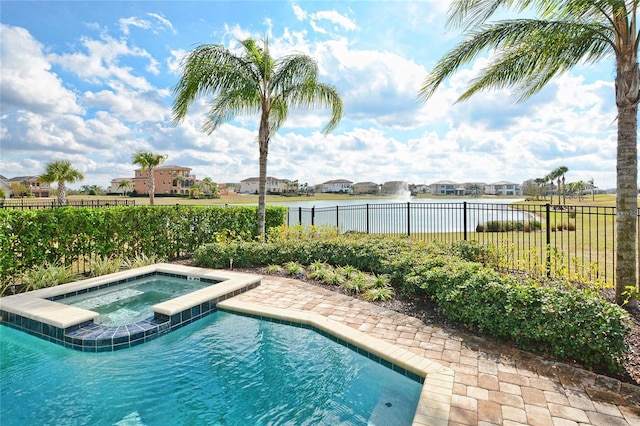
[57,180,67,205]
[615,103,638,306]
[257,108,270,239]
[148,173,155,206]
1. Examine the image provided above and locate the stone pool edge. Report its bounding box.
[218,298,454,426]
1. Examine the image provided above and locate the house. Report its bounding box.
[409,184,430,195]
[133,165,196,195]
[109,178,132,195]
[429,180,458,195]
[240,177,287,194]
[352,182,379,195]
[218,183,238,196]
[7,176,51,197]
[485,181,522,196]
[321,179,353,193]
[381,181,409,195]
[461,182,486,196]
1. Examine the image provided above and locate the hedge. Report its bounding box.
[0,205,286,284]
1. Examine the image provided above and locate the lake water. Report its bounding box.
[276,197,528,234]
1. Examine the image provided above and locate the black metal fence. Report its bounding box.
[0,199,135,209]
[286,202,640,286]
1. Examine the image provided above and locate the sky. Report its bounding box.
[0,0,626,190]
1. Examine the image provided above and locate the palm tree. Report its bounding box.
[200,177,219,198]
[117,180,132,196]
[419,0,638,306]
[534,177,547,201]
[588,178,597,201]
[131,151,166,206]
[172,38,343,237]
[175,174,186,195]
[39,160,84,205]
[189,182,203,199]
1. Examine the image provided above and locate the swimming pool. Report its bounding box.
[0,311,422,425]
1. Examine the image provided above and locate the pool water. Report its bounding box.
[0,311,422,425]
[61,276,215,326]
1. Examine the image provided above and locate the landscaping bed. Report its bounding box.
[192,227,637,384]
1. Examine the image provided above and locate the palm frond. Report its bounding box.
[172,44,261,126]
[420,19,614,103]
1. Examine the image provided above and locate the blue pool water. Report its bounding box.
[60,275,216,326]
[0,311,422,425]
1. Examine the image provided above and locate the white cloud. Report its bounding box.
[119,13,176,35]
[0,24,83,115]
[49,34,158,88]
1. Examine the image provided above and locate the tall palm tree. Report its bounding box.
[172,38,343,237]
[39,160,84,205]
[419,0,639,306]
[588,177,596,201]
[131,151,166,206]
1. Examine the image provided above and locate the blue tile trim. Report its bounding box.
[217,308,425,384]
[0,280,260,352]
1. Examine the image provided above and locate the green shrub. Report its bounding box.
[123,253,166,269]
[0,205,287,285]
[479,220,542,232]
[21,262,78,292]
[90,255,123,277]
[194,228,631,372]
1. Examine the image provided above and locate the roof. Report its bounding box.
[7,176,40,182]
[322,179,353,184]
[431,180,458,185]
[134,165,191,171]
[240,176,285,183]
[353,182,378,186]
[489,181,518,185]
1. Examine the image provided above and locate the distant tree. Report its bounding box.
[200,177,219,198]
[131,151,167,205]
[189,182,203,199]
[39,160,84,205]
[172,38,343,238]
[9,182,29,198]
[588,178,596,201]
[467,183,483,197]
[0,188,5,199]
[118,180,132,196]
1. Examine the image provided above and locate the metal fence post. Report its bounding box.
[407,202,411,237]
[311,206,315,226]
[546,203,551,277]
[463,201,468,241]
[336,206,339,228]
[366,204,370,234]
[298,207,302,225]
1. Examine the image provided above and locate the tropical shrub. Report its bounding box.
[20,262,78,292]
[194,228,630,372]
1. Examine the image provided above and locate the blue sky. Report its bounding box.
[0,0,623,190]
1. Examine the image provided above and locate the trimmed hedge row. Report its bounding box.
[194,232,630,372]
[0,205,286,284]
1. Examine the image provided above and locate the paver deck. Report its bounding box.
[224,275,640,426]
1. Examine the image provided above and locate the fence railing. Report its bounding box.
[286,202,640,286]
[0,199,135,209]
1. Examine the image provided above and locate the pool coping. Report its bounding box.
[218,298,454,426]
[0,264,261,351]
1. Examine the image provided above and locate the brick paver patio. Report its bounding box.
[224,275,640,425]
